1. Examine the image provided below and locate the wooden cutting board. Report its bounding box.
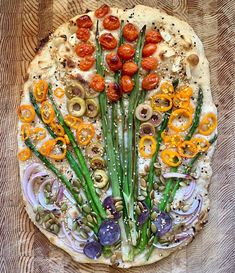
[0,0,234,272]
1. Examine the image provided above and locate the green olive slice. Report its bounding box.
[93,170,109,189]
[135,103,153,121]
[90,156,106,170]
[149,111,163,127]
[86,142,104,158]
[139,122,156,137]
[86,99,99,118]
[65,83,85,99]
[67,97,86,117]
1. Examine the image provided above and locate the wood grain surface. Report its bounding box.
[0,0,234,272]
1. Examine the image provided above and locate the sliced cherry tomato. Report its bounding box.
[122,60,138,76]
[18,147,31,161]
[33,80,48,102]
[139,135,157,159]
[21,124,32,141]
[31,127,47,141]
[141,56,158,70]
[121,75,134,93]
[90,74,105,92]
[76,27,90,42]
[54,87,65,99]
[76,123,95,145]
[161,149,182,167]
[18,105,35,123]
[198,113,217,136]
[145,30,162,43]
[106,82,122,102]
[178,140,198,158]
[64,115,83,129]
[50,121,65,136]
[169,109,192,132]
[142,73,159,90]
[123,23,139,42]
[95,4,110,18]
[40,101,55,124]
[103,15,120,30]
[99,33,117,50]
[75,43,95,57]
[106,52,122,71]
[118,43,135,60]
[79,55,95,71]
[142,43,157,57]
[151,93,172,112]
[76,15,93,29]
[191,137,210,152]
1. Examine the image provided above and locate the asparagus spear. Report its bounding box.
[29,92,103,224]
[24,138,99,233]
[47,88,107,219]
[159,87,204,211]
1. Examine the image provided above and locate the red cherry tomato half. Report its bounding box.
[118,43,135,60]
[103,15,120,30]
[76,15,93,29]
[142,73,159,90]
[95,4,110,18]
[106,52,122,71]
[99,33,117,50]
[142,43,157,57]
[76,28,90,42]
[123,23,139,42]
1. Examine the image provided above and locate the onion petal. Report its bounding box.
[64,189,76,204]
[163,172,192,179]
[183,180,196,200]
[173,196,201,216]
[61,222,83,253]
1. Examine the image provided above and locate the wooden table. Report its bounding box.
[0,0,234,272]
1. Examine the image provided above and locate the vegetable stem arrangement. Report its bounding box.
[17,4,218,266]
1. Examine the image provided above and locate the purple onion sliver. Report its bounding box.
[183,180,196,200]
[83,241,102,259]
[184,195,203,226]
[174,195,200,216]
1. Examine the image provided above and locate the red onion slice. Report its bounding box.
[38,181,60,211]
[173,196,200,216]
[162,172,192,179]
[184,195,203,226]
[23,163,41,203]
[61,222,83,253]
[64,189,76,204]
[183,180,196,200]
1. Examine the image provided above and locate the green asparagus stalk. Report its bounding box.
[47,88,107,219]
[24,138,99,233]
[158,87,204,211]
[29,92,103,224]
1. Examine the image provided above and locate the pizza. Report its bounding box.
[17,4,218,268]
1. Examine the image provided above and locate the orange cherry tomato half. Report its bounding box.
[141,56,158,70]
[75,43,95,57]
[90,74,105,92]
[95,4,110,18]
[34,80,48,102]
[40,101,55,124]
[142,43,157,57]
[122,60,138,76]
[79,55,95,71]
[76,123,95,146]
[99,33,117,50]
[50,121,65,137]
[76,15,93,29]
[18,147,31,161]
[76,27,90,42]
[118,43,135,60]
[103,15,120,30]
[142,73,159,91]
[47,137,67,160]
[145,30,162,44]
[106,52,122,72]
[54,87,65,99]
[121,75,134,93]
[17,105,35,123]
[123,23,139,42]
[106,82,122,102]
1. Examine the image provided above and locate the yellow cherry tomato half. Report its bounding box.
[198,113,217,136]
[177,140,198,158]
[139,135,157,159]
[151,93,173,112]
[169,109,192,132]
[191,137,210,152]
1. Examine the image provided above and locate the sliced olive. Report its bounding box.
[139,122,156,137]
[86,99,99,118]
[90,156,106,170]
[85,86,99,99]
[93,170,109,189]
[86,142,104,158]
[67,97,86,117]
[135,104,153,121]
[65,83,85,99]
[149,111,163,127]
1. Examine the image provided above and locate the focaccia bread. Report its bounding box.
[17,4,217,268]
